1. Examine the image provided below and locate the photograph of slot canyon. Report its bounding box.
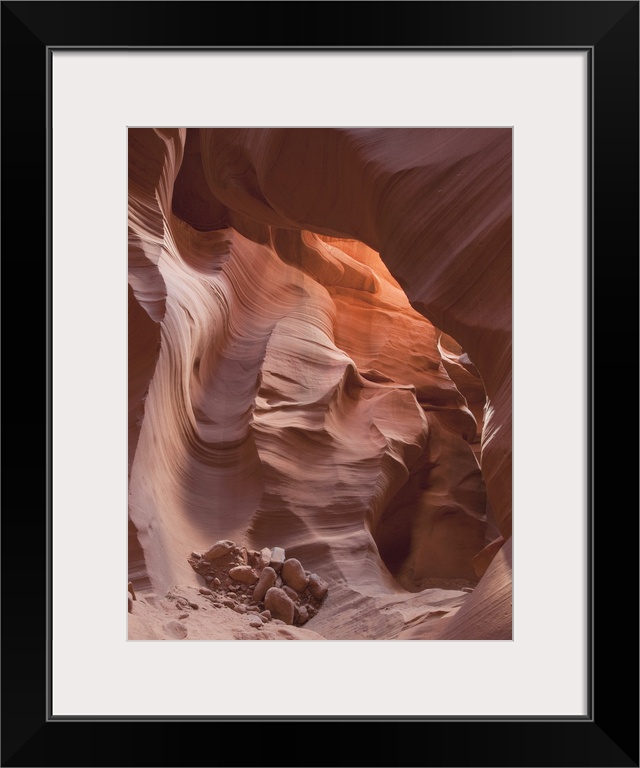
[128,127,512,641]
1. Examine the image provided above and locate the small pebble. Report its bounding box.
[233,604,247,614]
[199,587,213,596]
[178,612,189,620]
[223,599,236,609]
[249,620,262,629]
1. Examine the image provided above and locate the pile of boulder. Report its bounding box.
[187,540,328,626]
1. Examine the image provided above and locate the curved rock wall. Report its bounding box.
[128,128,511,639]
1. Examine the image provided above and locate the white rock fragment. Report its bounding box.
[269,547,286,573]
[259,547,272,569]
[283,585,298,602]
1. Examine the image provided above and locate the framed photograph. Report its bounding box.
[3,2,637,765]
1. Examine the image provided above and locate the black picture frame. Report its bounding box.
[2,2,637,766]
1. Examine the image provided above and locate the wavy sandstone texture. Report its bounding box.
[128,128,512,640]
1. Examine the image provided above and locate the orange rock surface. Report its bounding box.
[128,128,511,640]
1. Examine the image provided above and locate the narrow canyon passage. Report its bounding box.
[128,127,512,640]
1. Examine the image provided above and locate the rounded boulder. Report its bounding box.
[281,558,309,592]
[253,566,277,602]
[202,540,235,562]
[229,565,259,585]
[264,587,295,625]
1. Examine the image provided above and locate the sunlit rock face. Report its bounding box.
[128,127,511,639]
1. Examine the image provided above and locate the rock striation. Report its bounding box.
[128,128,512,640]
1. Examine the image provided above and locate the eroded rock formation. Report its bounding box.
[128,128,512,640]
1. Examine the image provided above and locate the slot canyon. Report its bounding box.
[128,127,512,640]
